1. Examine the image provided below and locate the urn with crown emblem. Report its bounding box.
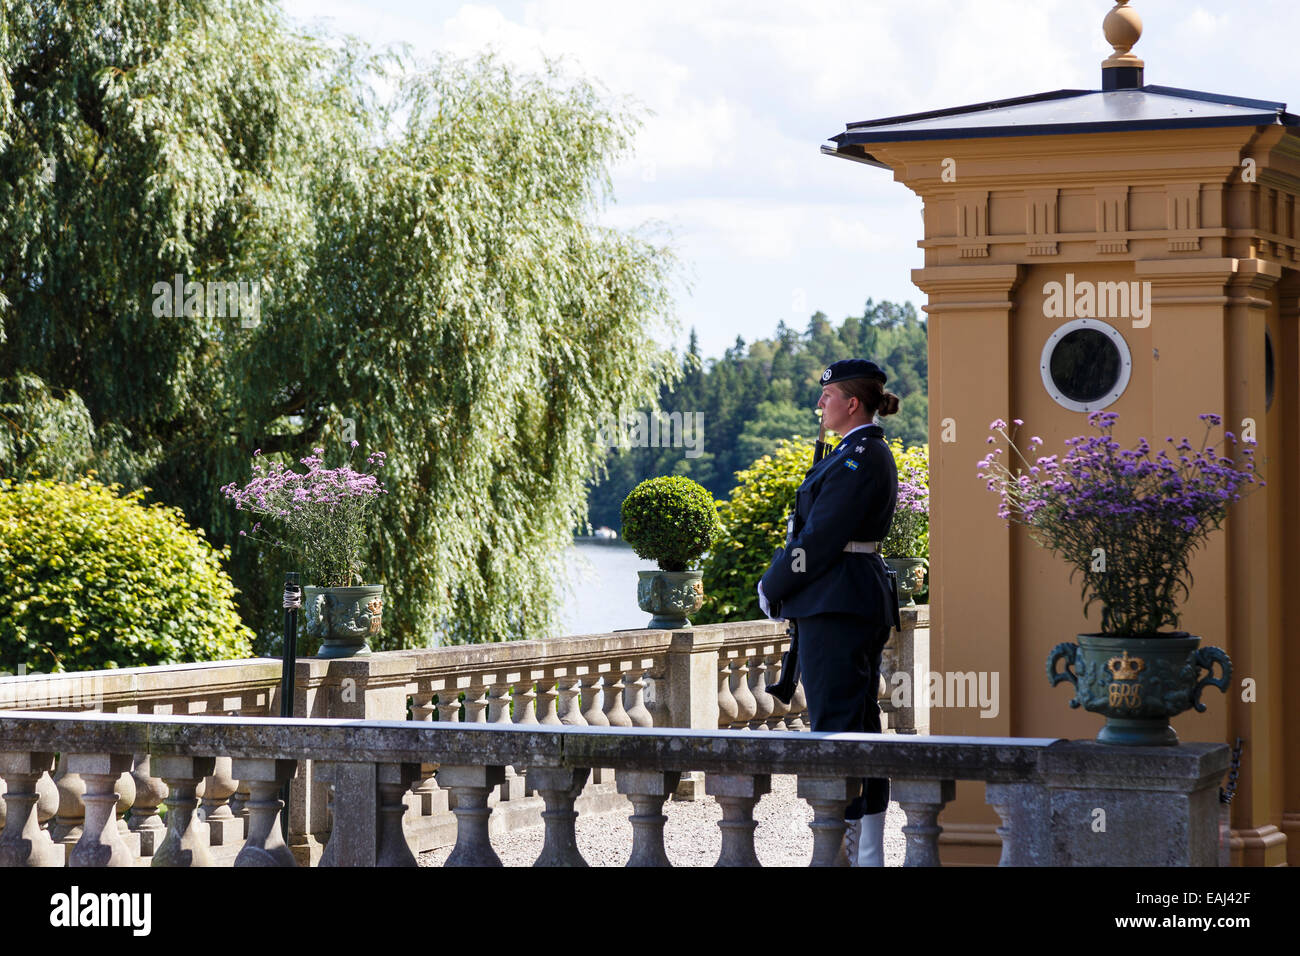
[1047,634,1230,746]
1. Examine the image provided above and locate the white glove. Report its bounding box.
[757,581,784,622]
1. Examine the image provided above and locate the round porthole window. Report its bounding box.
[1040,319,1132,412]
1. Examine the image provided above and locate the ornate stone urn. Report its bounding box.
[303,584,384,659]
[1047,633,1230,745]
[883,557,927,607]
[637,570,705,629]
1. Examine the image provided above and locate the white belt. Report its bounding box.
[843,541,880,553]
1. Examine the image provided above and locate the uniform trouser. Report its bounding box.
[796,611,891,820]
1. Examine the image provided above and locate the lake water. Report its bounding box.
[557,540,662,635]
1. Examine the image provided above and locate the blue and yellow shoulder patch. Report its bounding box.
[843,458,859,470]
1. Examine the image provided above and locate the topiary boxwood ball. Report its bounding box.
[620,475,722,573]
[0,477,255,673]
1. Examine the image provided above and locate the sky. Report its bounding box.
[278,0,1300,362]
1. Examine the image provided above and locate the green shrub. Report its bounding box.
[694,437,811,623]
[0,477,255,673]
[620,475,722,572]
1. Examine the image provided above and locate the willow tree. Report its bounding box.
[1,0,681,647]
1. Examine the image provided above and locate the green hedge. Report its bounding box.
[0,478,254,673]
[694,437,810,623]
[620,475,722,572]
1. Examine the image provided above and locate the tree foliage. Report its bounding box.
[1,0,681,648]
[586,301,927,531]
[692,437,810,624]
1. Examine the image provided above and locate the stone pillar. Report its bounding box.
[706,773,771,867]
[529,766,590,867]
[232,758,298,867]
[894,779,956,867]
[617,770,681,867]
[67,753,135,867]
[797,776,860,867]
[663,629,722,730]
[152,756,216,868]
[1037,741,1228,866]
[0,751,61,867]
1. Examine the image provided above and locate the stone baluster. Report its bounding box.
[764,654,790,730]
[893,779,955,867]
[617,770,681,867]
[486,684,512,724]
[0,752,61,866]
[984,782,1049,866]
[556,674,587,726]
[624,670,653,727]
[113,769,140,859]
[68,753,135,867]
[535,676,561,725]
[464,684,489,724]
[152,756,216,867]
[513,679,539,724]
[579,675,608,727]
[200,756,239,847]
[602,673,631,727]
[408,692,440,818]
[128,754,168,857]
[717,658,739,728]
[439,765,506,866]
[798,776,861,867]
[376,763,420,867]
[529,767,590,867]
[36,768,60,857]
[747,652,775,730]
[50,752,84,846]
[435,688,462,722]
[706,773,771,867]
[786,675,808,731]
[232,758,298,867]
[730,657,757,728]
[482,681,526,800]
[228,781,251,836]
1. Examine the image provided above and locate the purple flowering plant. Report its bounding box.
[221,444,388,589]
[883,439,929,558]
[977,412,1261,637]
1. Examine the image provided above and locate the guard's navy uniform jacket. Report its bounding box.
[759,420,898,820]
[759,423,897,621]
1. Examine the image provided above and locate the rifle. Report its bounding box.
[766,418,830,705]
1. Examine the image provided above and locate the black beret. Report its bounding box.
[820,359,887,387]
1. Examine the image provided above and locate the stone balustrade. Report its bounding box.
[0,611,930,864]
[0,710,1227,867]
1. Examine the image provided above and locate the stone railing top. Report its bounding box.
[0,609,931,711]
[0,709,1064,783]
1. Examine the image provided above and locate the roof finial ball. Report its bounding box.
[1101,1,1144,90]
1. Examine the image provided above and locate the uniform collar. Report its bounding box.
[839,423,883,443]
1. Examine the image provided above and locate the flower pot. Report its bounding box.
[883,557,927,607]
[1046,632,1231,745]
[303,584,384,659]
[637,570,704,629]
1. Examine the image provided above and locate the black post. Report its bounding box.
[279,572,301,841]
